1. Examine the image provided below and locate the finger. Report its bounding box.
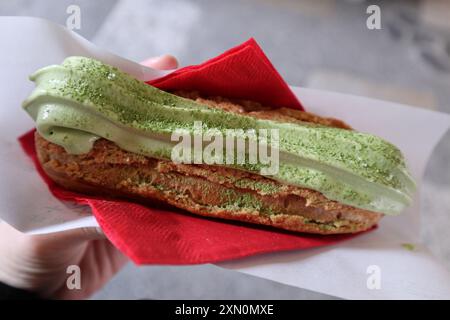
[141,54,178,70]
[54,241,129,300]
[42,226,106,245]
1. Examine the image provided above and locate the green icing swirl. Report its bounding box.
[22,56,415,215]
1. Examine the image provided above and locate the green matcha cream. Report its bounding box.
[23,57,415,215]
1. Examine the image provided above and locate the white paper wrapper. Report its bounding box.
[1,17,449,299]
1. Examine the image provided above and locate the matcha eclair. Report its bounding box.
[23,57,415,234]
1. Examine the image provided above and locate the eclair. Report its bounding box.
[23,57,415,234]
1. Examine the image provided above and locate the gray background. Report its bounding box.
[1,0,449,299]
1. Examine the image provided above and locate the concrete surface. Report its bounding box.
[1,0,449,299]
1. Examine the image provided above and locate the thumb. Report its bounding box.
[141,54,178,70]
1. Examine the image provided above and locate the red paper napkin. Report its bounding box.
[19,39,360,265]
[148,38,303,110]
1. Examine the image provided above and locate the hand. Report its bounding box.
[0,55,178,299]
